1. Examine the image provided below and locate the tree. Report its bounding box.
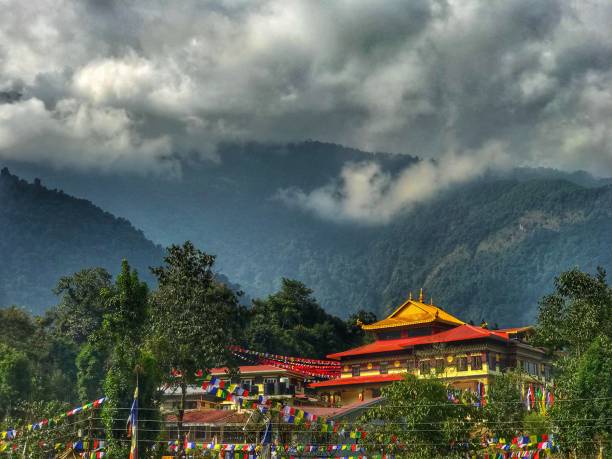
[0,306,78,404]
[3,400,74,459]
[535,267,612,458]
[549,335,612,457]
[96,260,157,459]
[35,335,78,403]
[52,268,112,346]
[346,310,378,345]
[482,370,526,439]
[76,342,108,401]
[0,306,37,348]
[360,375,477,458]
[244,278,360,358]
[148,242,241,450]
[535,267,611,356]
[0,343,32,418]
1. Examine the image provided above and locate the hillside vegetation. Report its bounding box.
[4,142,612,325]
[0,167,164,311]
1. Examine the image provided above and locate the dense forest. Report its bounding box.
[0,242,371,456]
[0,167,163,311]
[4,141,612,325]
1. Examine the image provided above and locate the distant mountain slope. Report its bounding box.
[0,168,165,312]
[360,179,612,325]
[4,142,612,325]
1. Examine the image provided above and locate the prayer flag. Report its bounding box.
[127,386,138,459]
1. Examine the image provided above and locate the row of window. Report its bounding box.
[418,356,483,374]
[351,355,488,376]
[517,360,551,378]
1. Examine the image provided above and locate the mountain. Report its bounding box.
[0,167,164,312]
[4,142,612,325]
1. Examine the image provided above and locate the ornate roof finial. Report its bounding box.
[419,288,423,302]
[409,291,412,301]
[430,296,433,305]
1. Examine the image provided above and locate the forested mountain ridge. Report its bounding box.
[368,179,612,325]
[4,142,612,325]
[0,167,164,311]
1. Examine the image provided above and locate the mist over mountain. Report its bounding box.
[4,142,612,325]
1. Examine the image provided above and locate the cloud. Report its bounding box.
[279,142,511,223]
[0,0,611,176]
[0,97,174,175]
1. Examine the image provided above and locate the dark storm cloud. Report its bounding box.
[0,0,611,180]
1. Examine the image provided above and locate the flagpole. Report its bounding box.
[128,373,139,459]
[135,373,139,459]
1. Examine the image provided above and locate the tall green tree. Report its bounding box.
[535,267,612,457]
[535,267,611,356]
[0,306,37,348]
[0,343,32,418]
[0,306,78,404]
[360,375,477,458]
[346,309,378,345]
[548,335,612,457]
[482,370,526,439]
[76,341,108,402]
[52,268,112,346]
[245,278,362,358]
[97,260,158,459]
[148,241,241,449]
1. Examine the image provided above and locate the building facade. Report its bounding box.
[162,365,319,413]
[311,292,550,405]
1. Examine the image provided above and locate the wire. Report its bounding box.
[7,397,611,452]
[105,396,612,409]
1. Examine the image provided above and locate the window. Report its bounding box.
[419,360,431,375]
[407,359,416,371]
[525,361,538,376]
[379,362,388,375]
[352,365,361,377]
[488,354,497,371]
[408,327,432,337]
[471,355,483,370]
[457,357,468,371]
[264,377,277,384]
[435,359,445,373]
[378,330,401,340]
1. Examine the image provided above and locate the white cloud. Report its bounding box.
[0,97,174,175]
[0,0,611,176]
[280,142,511,223]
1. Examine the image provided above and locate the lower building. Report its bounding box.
[165,410,252,444]
[162,364,320,413]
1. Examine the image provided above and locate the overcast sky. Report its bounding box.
[1,0,612,179]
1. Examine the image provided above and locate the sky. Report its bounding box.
[1,0,612,220]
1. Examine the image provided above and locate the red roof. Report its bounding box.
[328,324,509,359]
[309,374,403,388]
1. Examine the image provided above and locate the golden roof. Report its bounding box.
[362,294,465,331]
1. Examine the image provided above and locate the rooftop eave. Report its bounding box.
[362,317,464,330]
